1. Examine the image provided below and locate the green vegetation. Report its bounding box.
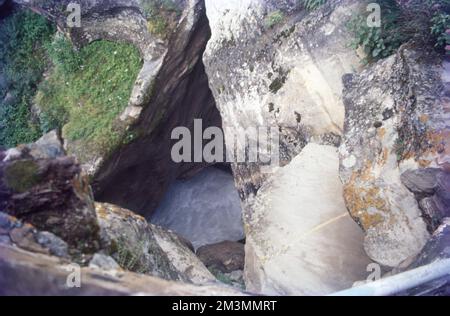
[0,10,55,148]
[299,0,327,11]
[265,10,285,28]
[348,0,450,63]
[141,0,180,39]
[115,237,149,274]
[431,12,450,48]
[35,36,142,157]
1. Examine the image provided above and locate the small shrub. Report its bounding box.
[347,0,406,63]
[300,0,327,11]
[265,10,285,28]
[0,10,55,148]
[431,13,450,48]
[347,0,449,63]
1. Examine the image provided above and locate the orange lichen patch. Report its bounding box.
[419,114,429,124]
[418,159,432,168]
[344,183,387,230]
[377,148,389,166]
[377,127,386,139]
[343,163,388,231]
[359,161,374,182]
[95,203,146,223]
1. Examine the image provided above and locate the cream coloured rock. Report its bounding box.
[339,46,447,267]
[244,143,370,295]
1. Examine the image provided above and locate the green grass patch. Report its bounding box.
[36,36,142,158]
[0,10,55,148]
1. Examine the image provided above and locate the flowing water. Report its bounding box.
[150,167,245,250]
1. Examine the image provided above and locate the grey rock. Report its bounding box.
[419,197,444,232]
[89,253,120,270]
[0,236,11,245]
[0,144,102,256]
[35,231,69,258]
[401,169,440,196]
[203,0,369,295]
[27,130,65,159]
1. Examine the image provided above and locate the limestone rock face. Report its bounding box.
[339,46,450,267]
[244,143,370,295]
[203,0,368,295]
[204,0,363,197]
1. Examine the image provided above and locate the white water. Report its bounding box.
[150,167,245,250]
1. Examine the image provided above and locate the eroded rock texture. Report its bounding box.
[0,131,102,255]
[0,244,246,296]
[340,46,448,267]
[203,0,369,295]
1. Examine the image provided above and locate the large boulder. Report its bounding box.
[203,0,368,295]
[339,46,448,267]
[96,203,216,285]
[244,143,370,295]
[0,132,102,256]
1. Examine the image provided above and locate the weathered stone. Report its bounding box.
[204,0,364,199]
[0,244,247,296]
[96,203,216,285]
[89,253,120,270]
[35,231,69,258]
[244,143,370,295]
[339,46,448,267]
[0,141,102,255]
[197,241,245,273]
[401,168,440,196]
[9,225,49,255]
[203,0,368,295]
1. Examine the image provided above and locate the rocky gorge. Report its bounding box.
[0,0,449,296]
